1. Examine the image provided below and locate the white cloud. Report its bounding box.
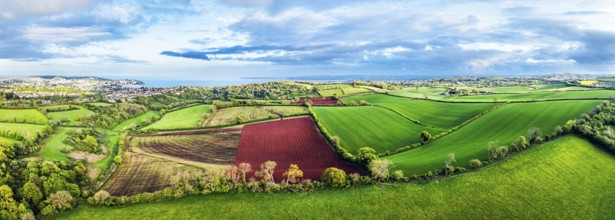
[0,0,99,20]
[24,26,111,43]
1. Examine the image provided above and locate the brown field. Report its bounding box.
[104,129,241,196]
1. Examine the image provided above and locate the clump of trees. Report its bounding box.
[63,128,104,153]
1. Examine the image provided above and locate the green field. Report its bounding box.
[38,127,78,161]
[0,122,48,141]
[318,89,344,97]
[88,102,113,107]
[46,106,95,126]
[59,136,615,219]
[445,89,615,102]
[113,111,160,132]
[143,105,211,131]
[0,109,48,124]
[341,94,496,129]
[313,106,440,153]
[385,100,601,175]
[204,106,307,127]
[388,87,448,99]
[341,87,371,95]
[0,136,20,145]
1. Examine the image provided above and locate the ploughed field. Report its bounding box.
[60,136,615,219]
[104,129,241,196]
[235,117,361,181]
[132,128,240,164]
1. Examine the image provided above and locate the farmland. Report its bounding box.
[0,136,19,145]
[46,106,95,126]
[38,127,78,161]
[0,122,48,141]
[60,136,615,219]
[132,129,240,165]
[143,105,211,130]
[0,108,48,124]
[103,153,203,196]
[204,106,308,127]
[341,94,496,129]
[235,117,360,181]
[385,100,601,175]
[313,106,440,153]
[113,111,160,131]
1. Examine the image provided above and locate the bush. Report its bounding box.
[468,159,482,169]
[321,167,347,188]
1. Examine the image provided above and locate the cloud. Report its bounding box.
[160,51,211,61]
[24,26,111,43]
[0,0,100,21]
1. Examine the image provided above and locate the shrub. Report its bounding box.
[321,167,347,188]
[468,159,482,169]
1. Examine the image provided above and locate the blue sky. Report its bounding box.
[0,0,614,80]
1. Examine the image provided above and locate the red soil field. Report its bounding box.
[235,117,360,182]
[292,97,339,106]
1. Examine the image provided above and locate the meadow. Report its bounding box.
[341,94,496,129]
[60,136,615,219]
[113,111,160,132]
[0,122,48,141]
[313,106,440,153]
[0,108,48,124]
[385,100,601,175]
[204,106,308,127]
[143,105,211,130]
[38,127,78,161]
[46,106,96,126]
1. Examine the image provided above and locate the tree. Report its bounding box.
[348,100,357,106]
[255,161,277,184]
[321,167,347,188]
[47,191,74,210]
[359,100,369,106]
[357,147,378,165]
[21,181,43,204]
[444,153,456,175]
[493,97,498,102]
[282,164,304,184]
[513,136,528,151]
[0,185,22,219]
[420,131,432,142]
[93,190,110,205]
[238,163,252,186]
[392,170,405,181]
[224,165,241,183]
[369,160,393,181]
[526,127,543,144]
[83,135,98,148]
[235,116,245,124]
[113,155,123,164]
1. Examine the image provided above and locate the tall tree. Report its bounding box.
[238,163,252,186]
[255,161,277,184]
[282,164,303,184]
[369,160,393,181]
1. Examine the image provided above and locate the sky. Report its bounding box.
[0,0,614,80]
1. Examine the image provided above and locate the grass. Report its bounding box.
[341,94,496,129]
[88,102,113,107]
[113,111,160,132]
[143,105,211,131]
[46,106,95,126]
[0,136,19,145]
[0,122,48,141]
[204,106,308,127]
[341,87,371,95]
[388,87,448,99]
[91,129,121,170]
[313,106,440,153]
[445,90,615,102]
[60,135,615,219]
[38,127,78,161]
[385,100,601,175]
[0,109,48,124]
[318,89,344,97]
